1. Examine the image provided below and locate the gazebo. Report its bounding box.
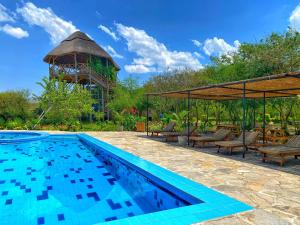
[146,72,300,157]
[43,31,120,116]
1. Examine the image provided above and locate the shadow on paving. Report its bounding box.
[138,134,300,176]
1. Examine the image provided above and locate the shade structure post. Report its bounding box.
[263,92,266,143]
[253,99,256,129]
[242,82,246,158]
[74,53,78,83]
[187,91,191,146]
[146,94,149,136]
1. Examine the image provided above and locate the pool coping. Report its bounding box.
[76,133,253,225]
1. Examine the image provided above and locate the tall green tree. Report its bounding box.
[36,75,95,125]
[144,29,300,131]
[108,77,146,114]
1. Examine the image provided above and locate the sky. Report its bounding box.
[0,0,300,95]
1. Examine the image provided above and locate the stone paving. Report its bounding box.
[52,131,300,225]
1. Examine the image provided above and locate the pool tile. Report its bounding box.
[5,199,12,205]
[37,217,45,225]
[107,199,122,210]
[57,214,65,221]
[0,133,252,225]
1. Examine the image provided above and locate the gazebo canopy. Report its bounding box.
[43,31,120,70]
[147,72,300,100]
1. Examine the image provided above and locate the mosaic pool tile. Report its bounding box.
[0,134,252,225]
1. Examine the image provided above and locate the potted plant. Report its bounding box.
[136,116,146,132]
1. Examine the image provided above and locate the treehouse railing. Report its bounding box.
[49,63,115,89]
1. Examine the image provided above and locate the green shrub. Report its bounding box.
[123,115,138,131]
[0,117,5,129]
[99,121,118,131]
[6,118,24,130]
[0,90,33,122]
[36,76,95,125]
[81,123,101,131]
[148,121,162,131]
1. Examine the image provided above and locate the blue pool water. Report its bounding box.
[0,132,41,139]
[0,133,252,225]
[0,132,48,143]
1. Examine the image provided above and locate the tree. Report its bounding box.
[108,77,145,114]
[36,75,95,125]
[144,29,300,131]
[0,90,32,121]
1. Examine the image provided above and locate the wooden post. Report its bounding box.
[74,53,78,83]
[52,57,55,78]
[263,92,266,143]
[146,94,149,136]
[253,99,256,129]
[187,91,191,146]
[106,58,110,121]
[242,82,246,158]
[101,87,104,114]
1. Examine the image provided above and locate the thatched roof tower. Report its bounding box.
[43,31,119,88]
[44,31,120,70]
[43,31,120,116]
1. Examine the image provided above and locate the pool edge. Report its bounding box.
[77,133,253,225]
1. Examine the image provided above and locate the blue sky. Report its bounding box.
[0,0,300,95]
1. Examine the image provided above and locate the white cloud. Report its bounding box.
[98,25,119,41]
[289,4,300,31]
[0,24,29,39]
[0,3,15,22]
[17,2,77,45]
[103,45,123,59]
[125,64,155,73]
[115,23,202,73]
[192,39,201,47]
[193,52,203,58]
[203,37,240,57]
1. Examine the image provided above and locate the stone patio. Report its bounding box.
[53,131,300,225]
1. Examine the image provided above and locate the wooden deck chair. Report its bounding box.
[151,122,176,136]
[258,135,300,166]
[162,126,197,142]
[215,131,259,155]
[190,128,231,147]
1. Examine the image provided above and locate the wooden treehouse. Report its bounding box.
[43,31,120,117]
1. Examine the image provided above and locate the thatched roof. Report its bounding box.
[147,72,300,100]
[43,31,120,70]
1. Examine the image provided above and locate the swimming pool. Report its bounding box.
[0,133,252,225]
[0,131,49,143]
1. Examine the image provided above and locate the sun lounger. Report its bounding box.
[190,128,231,147]
[151,122,176,136]
[258,135,300,166]
[162,126,197,142]
[215,131,259,155]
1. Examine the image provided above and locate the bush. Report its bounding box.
[123,115,138,131]
[0,117,5,129]
[0,90,33,122]
[36,76,95,125]
[99,121,118,131]
[5,118,24,130]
